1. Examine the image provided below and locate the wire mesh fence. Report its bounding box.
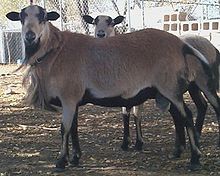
[43,0,130,34]
[3,31,24,64]
[0,0,132,63]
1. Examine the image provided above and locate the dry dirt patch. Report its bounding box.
[0,64,220,176]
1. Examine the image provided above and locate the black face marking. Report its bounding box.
[20,6,47,24]
[37,6,46,23]
[24,38,40,60]
[106,17,113,26]
[94,17,99,25]
[20,9,27,24]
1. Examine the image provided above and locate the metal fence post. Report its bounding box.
[127,0,131,32]
[0,29,5,63]
[59,0,63,30]
[142,0,145,28]
[43,0,46,8]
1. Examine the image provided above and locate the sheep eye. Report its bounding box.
[94,17,99,25]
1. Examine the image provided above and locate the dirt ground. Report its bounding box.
[0,64,220,176]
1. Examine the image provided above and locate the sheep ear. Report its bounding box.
[47,11,60,21]
[6,12,20,21]
[113,16,125,26]
[83,15,94,24]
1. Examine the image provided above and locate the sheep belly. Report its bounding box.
[79,87,157,108]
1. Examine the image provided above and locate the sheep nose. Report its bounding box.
[25,31,36,43]
[97,30,106,38]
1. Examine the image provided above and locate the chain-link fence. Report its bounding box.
[42,0,130,34]
[1,0,220,63]
[0,0,134,63]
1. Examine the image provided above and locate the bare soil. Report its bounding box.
[0,64,220,176]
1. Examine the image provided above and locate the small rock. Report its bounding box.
[4,88,14,95]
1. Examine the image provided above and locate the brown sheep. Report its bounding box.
[6,5,220,171]
[82,14,125,38]
[83,15,220,154]
[83,14,144,150]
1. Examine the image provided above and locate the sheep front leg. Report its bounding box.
[133,105,144,151]
[121,107,131,151]
[55,105,78,171]
[69,106,82,166]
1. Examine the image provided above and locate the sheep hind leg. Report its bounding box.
[121,107,132,151]
[155,93,187,158]
[184,103,202,170]
[188,83,208,142]
[206,94,220,147]
[161,92,201,170]
[168,103,186,159]
[198,87,220,147]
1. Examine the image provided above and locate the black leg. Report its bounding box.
[184,103,201,170]
[188,84,207,139]
[133,105,144,151]
[121,107,131,151]
[55,123,70,171]
[200,85,220,147]
[134,115,143,150]
[210,95,220,146]
[69,106,82,166]
[156,86,201,170]
[169,103,186,158]
[206,93,220,147]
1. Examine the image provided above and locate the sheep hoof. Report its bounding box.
[121,140,130,151]
[54,167,65,173]
[168,150,181,159]
[70,156,80,166]
[121,144,129,151]
[189,154,201,171]
[188,162,202,171]
[55,157,68,172]
[134,141,143,151]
